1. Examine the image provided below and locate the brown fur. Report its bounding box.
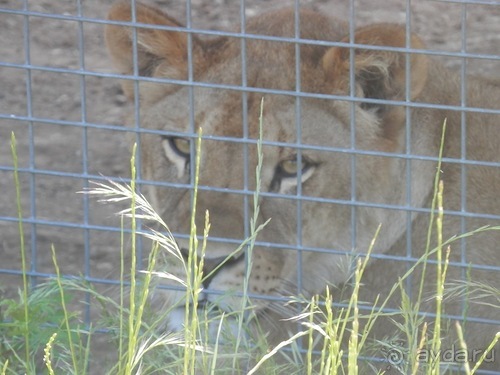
[106,2,500,371]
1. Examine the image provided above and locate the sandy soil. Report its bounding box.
[0,0,499,370]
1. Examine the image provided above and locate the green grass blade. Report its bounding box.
[10,132,30,369]
[51,245,80,374]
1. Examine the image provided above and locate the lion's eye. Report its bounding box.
[278,156,311,177]
[270,154,317,193]
[161,136,191,179]
[168,137,191,158]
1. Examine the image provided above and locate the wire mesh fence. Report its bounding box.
[1,0,500,373]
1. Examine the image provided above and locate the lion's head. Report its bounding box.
[104,1,465,337]
[103,2,500,372]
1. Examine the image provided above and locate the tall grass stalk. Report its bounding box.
[345,225,381,375]
[456,321,500,374]
[373,121,448,375]
[117,214,125,374]
[208,311,225,375]
[411,322,428,375]
[99,144,162,374]
[347,259,360,375]
[320,289,341,374]
[305,294,316,375]
[233,98,269,366]
[468,334,500,372]
[51,245,81,374]
[429,180,451,374]
[183,128,206,375]
[416,120,447,311]
[124,143,139,374]
[9,132,30,368]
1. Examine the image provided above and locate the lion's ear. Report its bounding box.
[321,24,428,148]
[322,23,428,107]
[105,2,204,100]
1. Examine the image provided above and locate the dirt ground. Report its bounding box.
[0,0,499,370]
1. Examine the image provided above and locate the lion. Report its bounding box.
[105,1,500,371]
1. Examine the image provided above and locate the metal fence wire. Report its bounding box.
[1,0,500,373]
